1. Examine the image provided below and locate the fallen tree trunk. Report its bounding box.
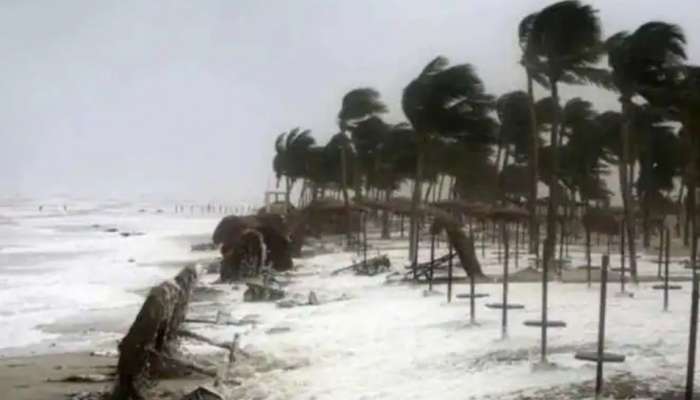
[331,255,391,276]
[112,265,200,400]
[432,216,485,277]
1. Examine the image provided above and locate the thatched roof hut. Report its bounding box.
[212,213,293,272]
[488,206,529,223]
[582,208,623,236]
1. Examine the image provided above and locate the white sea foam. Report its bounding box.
[0,198,227,352]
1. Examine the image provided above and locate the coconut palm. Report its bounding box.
[338,88,388,201]
[272,128,316,209]
[525,0,610,363]
[519,11,545,254]
[402,56,496,264]
[606,21,687,280]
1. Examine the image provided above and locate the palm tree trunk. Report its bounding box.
[620,99,638,282]
[424,181,434,203]
[541,78,561,363]
[409,141,425,263]
[340,143,352,243]
[285,176,293,213]
[437,174,446,202]
[298,179,307,208]
[382,189,391,239]
[642,191,651,249]
[526,70,539,256]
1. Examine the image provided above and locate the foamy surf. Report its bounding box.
[0,198,226,354]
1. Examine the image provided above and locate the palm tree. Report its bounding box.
[336,88,387,242]
[606,21,687,281]
[526,0,609,364]
[402,56,496,263]
[272,128,316,209]
[519,12,545,255]
[634,110,680,247]
[338,88,388,201]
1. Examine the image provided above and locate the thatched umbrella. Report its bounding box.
[212,213,294,281]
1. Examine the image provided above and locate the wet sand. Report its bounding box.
[0,352,116,400]
[0,352,213,400]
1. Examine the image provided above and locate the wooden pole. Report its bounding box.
[497,222,501,263]
[362,213,368,268]
[686,274,699,400]
[559,219,565,266]
[658,226,665,279]
[470,266,476,324]
[515,222,520,269]
[595,254,610,397]
[502,221,510,339]
[620,220,626,294]
[447,241,453,303]
[664,227,670,311]
[429,232,435,292]
[541,216,550,362]
[482,221,486,258]
[586,226,592,288]
[686,235,699,400]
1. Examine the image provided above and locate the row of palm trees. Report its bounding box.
[273,0,697,280]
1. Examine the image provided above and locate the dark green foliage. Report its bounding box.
[273,128,316,184]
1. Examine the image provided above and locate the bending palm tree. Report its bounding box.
[337,88,387,242]
[526,0,608,363]
[402,56,495,264]
[606,22,687,281]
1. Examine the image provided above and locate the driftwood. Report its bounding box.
[181,387,224,400]
[112,266,199,400]
[184,318,255,327]
[405,252,458,280]
[331,255,391,276]
[146,348,217,378]
[243,280,285,302]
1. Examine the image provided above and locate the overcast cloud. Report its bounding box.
[2,0,699,203]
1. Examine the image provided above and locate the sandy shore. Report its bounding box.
[0,351,215,400]
[0,352,116,400]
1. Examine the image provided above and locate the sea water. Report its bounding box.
[0,197,226,354]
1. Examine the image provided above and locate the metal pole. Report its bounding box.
[595,254,609,397]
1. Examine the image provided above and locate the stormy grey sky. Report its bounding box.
[2,0,699,203]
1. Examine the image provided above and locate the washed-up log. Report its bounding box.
[147,349,217,378]
[49,374,114,383]
[405,252,457,281]
[167,265,198,347]
[243,280,285,302]
[181,387,224,400]
[112,265,200,400]
[331,255,391,276]
[184,318,255,327]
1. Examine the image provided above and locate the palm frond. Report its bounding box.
[338,87,387,125]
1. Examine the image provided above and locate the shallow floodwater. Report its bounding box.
[0,197,228,355]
